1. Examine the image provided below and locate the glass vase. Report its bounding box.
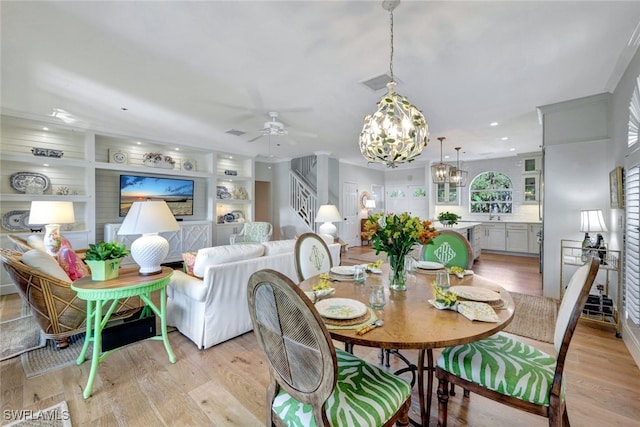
[388,254,407,291]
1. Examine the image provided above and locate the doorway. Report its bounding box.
[255,181,271,224]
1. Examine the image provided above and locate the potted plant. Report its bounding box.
[437,211,461,227]
[84,241,130,281]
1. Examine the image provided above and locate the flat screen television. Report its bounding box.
[119,174,194,217]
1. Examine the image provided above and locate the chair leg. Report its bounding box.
[396,398,411,426]
[437,378,450,427]
[562,406,570,427]
[55,337,69,349]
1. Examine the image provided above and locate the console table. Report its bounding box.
[72,267,176,398]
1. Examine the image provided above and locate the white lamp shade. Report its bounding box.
[118,201,180,235]
[364,199,376,209]
[580,210,608,233]
[28,201,75,225]
[315,205,342,223]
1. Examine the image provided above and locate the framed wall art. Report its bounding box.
[609,166,624,208]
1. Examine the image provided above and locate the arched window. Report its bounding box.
[469,172,513,214]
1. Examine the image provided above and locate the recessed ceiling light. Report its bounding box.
[43,163,49,167]
[136,141,142,145]
[509,148,516,151]
[121,107,128,111]
[501,137,509,141]
[175,148,180,151]
[490,122,499,127]
[229,156,233,159]
[42,127,49,131]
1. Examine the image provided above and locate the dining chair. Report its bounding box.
[435,257,600,427]
[247,269,412,426]
[294,232,334,281]
[420,230,473,269]
[230,221,273,244]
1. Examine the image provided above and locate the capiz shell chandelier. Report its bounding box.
[359,0,429,168]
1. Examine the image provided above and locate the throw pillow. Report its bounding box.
[182,251,197,276]
[57,240,90,281]
[21,249,71,283]
[193,244,265,278]
[26,235,47,252]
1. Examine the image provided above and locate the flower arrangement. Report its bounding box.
[364,212,439,290]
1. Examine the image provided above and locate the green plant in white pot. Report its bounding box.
[84,241,130,281]
[437,211,461,227]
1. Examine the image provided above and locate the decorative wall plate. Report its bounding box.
[2,210,42,231]
[182,159,196,171]
[109,149,129,164]
[9,172,50,193]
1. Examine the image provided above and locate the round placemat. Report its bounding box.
[323,309,371,327]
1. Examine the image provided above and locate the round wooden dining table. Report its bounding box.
[299,266,515,426]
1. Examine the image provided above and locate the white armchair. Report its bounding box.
[230,222,272,244]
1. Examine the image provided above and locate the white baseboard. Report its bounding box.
[623,319,640,369]
[0,282,18,295]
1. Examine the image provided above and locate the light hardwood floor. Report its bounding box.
[1,249,639,426]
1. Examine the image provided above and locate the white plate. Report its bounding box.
[330,266,355,276]
[416,261,445,270]
[315,298,367,320]
[449,286,501,302]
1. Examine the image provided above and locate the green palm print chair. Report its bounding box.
[230,221,272,244]
[247,269,412,426]
[294,233,334,281]
[435,258,599,427]
[420,230,473,269]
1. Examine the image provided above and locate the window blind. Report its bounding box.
[626,165,640,326]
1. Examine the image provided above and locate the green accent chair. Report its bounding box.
[230,221,272,244]
[247,269,412,426]
[294,233,334,281]
[420,230,473,269]
[435,258,600,427]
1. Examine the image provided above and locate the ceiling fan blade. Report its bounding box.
[247,134,263,143]
[282,135,298,146]
[288,128,318,138]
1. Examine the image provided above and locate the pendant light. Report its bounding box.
[449,146,468,187]
[431,137,453,184]
[359,0,429,168]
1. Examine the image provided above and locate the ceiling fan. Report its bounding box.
[247,111,316,144]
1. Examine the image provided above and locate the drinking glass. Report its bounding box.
[435,270,450,291]
[369,284,386,309]
[354,265,367,285]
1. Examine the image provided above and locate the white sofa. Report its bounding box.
[166,239,340,350]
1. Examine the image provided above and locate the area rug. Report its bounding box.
[0,316,46,362]
[21,325,178,378]
[504,292,559,343]
[4,401,72,427]
[22,333,88,378]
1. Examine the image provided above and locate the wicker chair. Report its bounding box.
[0,248,142,348]
[247,269,412,426]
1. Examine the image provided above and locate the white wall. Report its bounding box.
[610,45,640,366]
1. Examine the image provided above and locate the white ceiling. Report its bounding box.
[2,1,640,169]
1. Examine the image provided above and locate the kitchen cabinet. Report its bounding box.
[478,223,506,251]
[505,223,528,252]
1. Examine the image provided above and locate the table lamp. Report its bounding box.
[28,201,75,256]
[315,204,342,236]
[364,199,376,216]
[580,209,608,262]
[117,200,180,275]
